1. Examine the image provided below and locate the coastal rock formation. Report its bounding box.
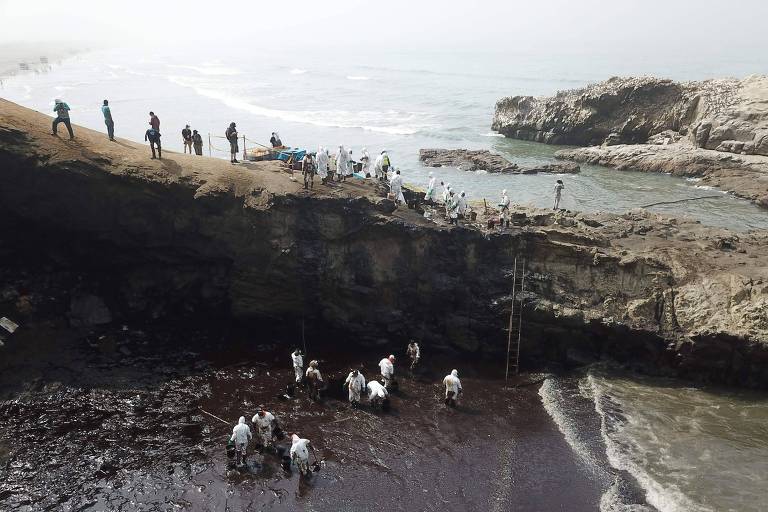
[493,76,768,204]
[2,99,768,387]
[419,148,580,174]
[492,75,768,154]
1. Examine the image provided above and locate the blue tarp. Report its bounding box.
[276,149,307,162]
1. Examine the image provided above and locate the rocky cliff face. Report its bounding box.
[492,75,768,156]
[2,99,768,387]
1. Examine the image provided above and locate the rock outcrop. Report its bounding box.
[492,76,768,205]
[492,75,768,153]
[419,148,580,174]
[2,99,768,387]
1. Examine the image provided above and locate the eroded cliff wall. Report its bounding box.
[2,99,768,386]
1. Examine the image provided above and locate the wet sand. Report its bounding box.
[0,323,608,511]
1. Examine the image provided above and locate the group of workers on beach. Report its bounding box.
[229,341,462,477]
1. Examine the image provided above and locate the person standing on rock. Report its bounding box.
[336,145,348,182]
[101,99,114,141]
[379,355,395,389]
[182,125,193,154]
[144,127,162,159]
[361,147,371,177]
[389,169,405,205]
[554,180,565,210]
[252,408,278,450]
[226,122,240,164]
[291,348,304,385]
[302,153,316,190]
[442,182,451,206]
[407,341,420,370]
[316,146,329,184]
[344,368,366,408]
[51,99,74,139]
[305,360,324,400]
[443,369,462,407]
[457,191,468,219]
[425,172,437,203]
[447,190,459,225]
[381,151,391,181]
[192,130,203,155]
[498,189,510,229]
[230,416,252,466]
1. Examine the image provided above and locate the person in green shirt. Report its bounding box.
[51,99,74,139]
[101,99,114,141]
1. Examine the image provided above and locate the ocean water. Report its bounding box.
[540,368,768,512]
[2,47,768,231]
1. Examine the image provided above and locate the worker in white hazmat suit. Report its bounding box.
[443,369,463,407]
[498,189,510,229]
[425,172,437,203]
[447,190,459,225]
[407,341,420,370]
[291,348,304,384]
[289,433,312,475]
[361,147,371,177]
[379,355,395,389]
[305,360,324,400]
[457,191,468,217]
[344,369,366,407]
[336,145,348,181]
[367,380,389,408]
[442,183,452,206]
[389,169,405,204]
[373,152,384,181]
[252,409,278,449]
[230,416,252,465]
[316,146,328,183]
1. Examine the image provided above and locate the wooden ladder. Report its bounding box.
[505,257,526,380]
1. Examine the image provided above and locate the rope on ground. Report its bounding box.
[640,194,722,208]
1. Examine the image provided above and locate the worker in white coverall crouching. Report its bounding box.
[230,416,252,465]
[443,369,463,407]
[367,380,390,409]
[252,409,278,450]
[344,369,366,408]
[378,355,395,389]
[290,433,312,476]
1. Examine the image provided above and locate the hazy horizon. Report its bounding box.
[2,0,768,58]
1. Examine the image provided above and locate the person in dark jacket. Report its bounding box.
[226,122,239,163]
[192,129,203,156]
[51,99,74,139]
[182,125,193,154]
[145,128,162,159]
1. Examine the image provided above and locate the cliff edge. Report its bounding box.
[2,98,768,387]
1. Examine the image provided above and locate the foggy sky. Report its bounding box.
[2,0,767,56]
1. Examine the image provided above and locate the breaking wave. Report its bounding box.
[167,76,431,135]
[290,68,307,75]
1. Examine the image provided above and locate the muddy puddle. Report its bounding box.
[0,322,631,511]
